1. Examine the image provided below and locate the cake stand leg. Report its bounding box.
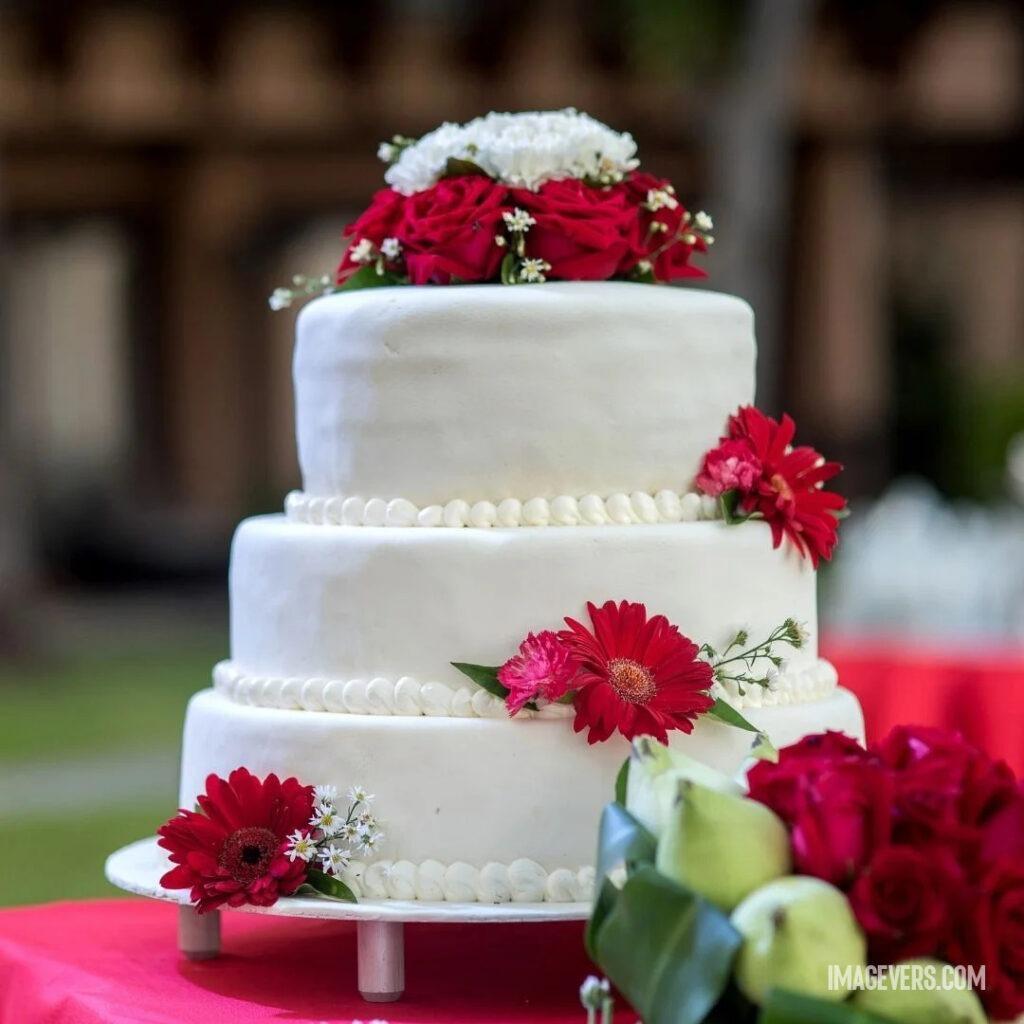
[357,920,404,1002]
[178,906,220,960]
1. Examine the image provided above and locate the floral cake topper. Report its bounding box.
[270,108,713,308]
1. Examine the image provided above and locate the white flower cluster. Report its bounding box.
[382,109,640,195]
[284,783,384,875]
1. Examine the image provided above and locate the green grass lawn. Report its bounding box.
[0,647,220,764]
[0,645,223,907]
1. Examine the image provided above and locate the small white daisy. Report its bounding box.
[318,843,350,875]
[502,208,536,233]
[380,237,402,261]
[357,810,379,830]
[357,830,384,855]
[310,803,343,837]
[339,821,360,842]
[268,287,292,312]
[694,210,713,231]
[349,239,376,265]
[519,258,551,284]
[347,785,374,806]
[285,830,316,863]
[313,784,338,805]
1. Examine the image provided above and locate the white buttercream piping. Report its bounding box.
[340,856,595,904]
[212,658,839,716]
[284,489,720,529]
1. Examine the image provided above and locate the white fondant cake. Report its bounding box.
[176,282,864,903]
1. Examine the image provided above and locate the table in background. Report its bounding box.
[827,638,1024,774]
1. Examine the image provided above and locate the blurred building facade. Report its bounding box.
[1,0,1023,588]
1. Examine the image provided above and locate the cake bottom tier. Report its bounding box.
[179,688,864,903]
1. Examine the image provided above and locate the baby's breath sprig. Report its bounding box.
[268,274,335,312]
[579,975,614,1024]
[377,133,416,165]
[496,207,550,284]
[705,618,809,697]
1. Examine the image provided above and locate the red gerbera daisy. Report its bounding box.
[722,406,846,568]
[558,600,714,745]
[157,767,315,913]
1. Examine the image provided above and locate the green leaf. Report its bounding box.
[442,156,489,179]
[590,866,741,1024]
[304,867,357,903]
[759,989,890,1024]
[338,265,402,291]
[500,251,518,285]
[585,875,620,959]
[595,802,656,885]
[629,266,657,284]
[719,489,753,525]
[706,699,778,762]
[450,662,508,700]
[614,757,630,806]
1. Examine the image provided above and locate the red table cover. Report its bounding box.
[826,638,1024,775]
[0,900,595,1024]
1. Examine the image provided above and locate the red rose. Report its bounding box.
[951,859,1024,1021]
[337,187,407,282]
[510,179,642,281]
[623,170,707,282]
[748,734,890,888]
[399,176,511,285]
[850,846,960,963]
[878,725,1019,858]
[696,438,762,497]
[980,785,1024,868]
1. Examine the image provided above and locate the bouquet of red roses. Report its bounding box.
[749,727,1024,1021]
[588,726,1024,1024]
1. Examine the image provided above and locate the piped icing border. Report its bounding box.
[340,857,595,904]
[284,488,720,528]
[212,658,839,716]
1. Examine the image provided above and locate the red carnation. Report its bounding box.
[337,186,407,283]
[510,179,642,281]
[850,845,961,963]
[557,600,713,744]
[696,438,762,496]
[700,406,846,567]
[158,768,315,914]
[399,176,511,285]
[498,629,578,716]
[623,171,708,282]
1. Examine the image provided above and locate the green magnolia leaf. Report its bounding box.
[304,867,357,903]
[595,802,656,885]
[450,662,508,700]
[500,252,518,285]
[585,875,620,959]
[442,156,489,179]
[590,866,741,1024]
[338,265,402,291]
[759,989,890,1024]
[614,757,630,806]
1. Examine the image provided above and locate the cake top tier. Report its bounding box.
[294,282,755,508]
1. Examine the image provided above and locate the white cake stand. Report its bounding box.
[105,837,589,1002]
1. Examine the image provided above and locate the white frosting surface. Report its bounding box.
[294,284,754,506]
[284,488,719,528]
[229,515,820,688]
[180,688,865,876]
[212,656,839,714]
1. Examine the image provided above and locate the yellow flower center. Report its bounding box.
[607,658,657,704]
[770,472,794,503]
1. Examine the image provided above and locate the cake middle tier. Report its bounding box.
[230,515,819,691]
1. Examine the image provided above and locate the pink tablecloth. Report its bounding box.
[0,900,593,1024]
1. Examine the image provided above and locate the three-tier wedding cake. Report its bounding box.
[169,111,863,908]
